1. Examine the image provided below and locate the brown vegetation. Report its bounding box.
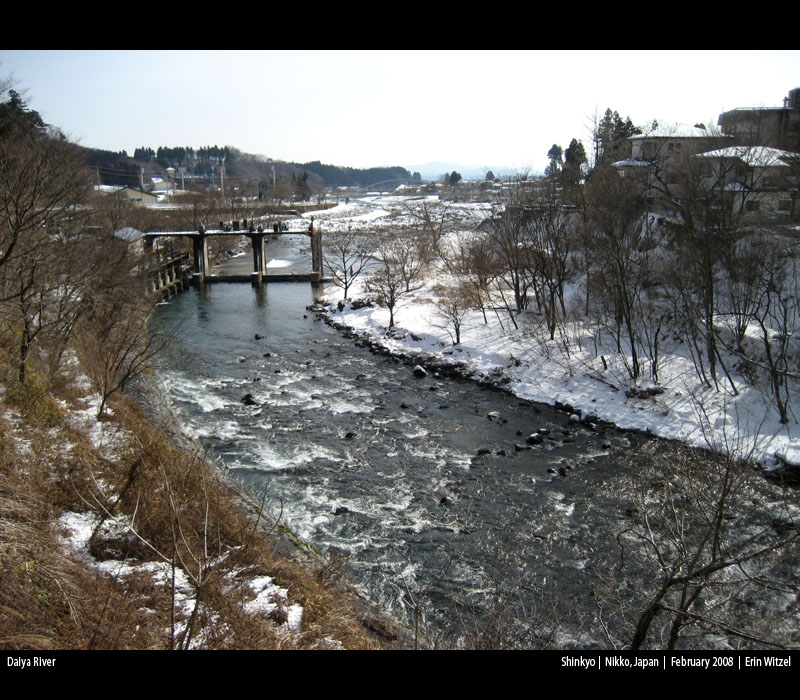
[0,367,382,650]
[0,83,388,651]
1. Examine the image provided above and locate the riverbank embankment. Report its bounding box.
[0,353,421,649]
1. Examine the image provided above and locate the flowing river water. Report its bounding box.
[147,234,792,647]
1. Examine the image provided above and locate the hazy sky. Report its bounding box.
[1,50,799,173]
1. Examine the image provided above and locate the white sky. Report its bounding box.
[1,50,799,174]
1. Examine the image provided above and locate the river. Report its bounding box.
[148,234,795,648]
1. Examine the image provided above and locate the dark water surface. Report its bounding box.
[147,236,666,645]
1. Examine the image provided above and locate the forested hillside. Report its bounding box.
[80,143,412,191]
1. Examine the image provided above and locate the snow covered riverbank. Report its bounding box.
[321,293,799,470]
[306,195,800,471]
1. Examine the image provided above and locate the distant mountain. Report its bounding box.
[407,162,511,182]
[299,161,411,188]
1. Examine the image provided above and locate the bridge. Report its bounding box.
[144,220,323,287]
[149,253,193,299]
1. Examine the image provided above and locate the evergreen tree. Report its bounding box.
[561,138,588,204]
[296,171,311,200]
[133,147,155,163]
[593,109,641,167]
[564,138,587,168]
[0,90,46,135]
[546,144,563,177]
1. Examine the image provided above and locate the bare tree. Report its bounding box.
[0,87,95,383]
[323,226,372,300]
[585,165,650,381]
[365,233,425,328]
[596,442,799,650]
[525,181,577,339]
[718,232,768,353]
[750,268,796,425]
[433,283,472,346]
[0,229,89,383]
[461,234,499,325]
[78,290,169,419]
[175,185,224,232]
[403,197,455,261]
[263,175,292,207]
[646,127,771,391]
[0,97,91,279]
[717,233,800,424]
[378,231,427,293]
[487,182,535,316]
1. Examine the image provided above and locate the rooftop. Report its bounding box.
[696,145,797,168]
[630,124,722,140]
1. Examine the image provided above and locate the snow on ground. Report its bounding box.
[245,576,304,633]
[306,193,800,470]
[57,508,305,644]
[306,194,490,236]
[67,394,132,462]
[47,365,307,646]
[58,509,204,646]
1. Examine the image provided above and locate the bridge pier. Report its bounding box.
[148,254,192,299]
[310,228,323,279]
[191,233,209,283]
[248,232,267,284]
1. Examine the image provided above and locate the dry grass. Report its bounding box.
[0,360,383,650]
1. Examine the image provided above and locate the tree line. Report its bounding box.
[0,84,167,417]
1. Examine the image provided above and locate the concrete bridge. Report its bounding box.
[144,221,323,285]
[149,253,193,299]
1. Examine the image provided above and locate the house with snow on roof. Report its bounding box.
[694,145,800,224]
[628,123,731,164]
[612,121,799,225]
[612,124,732,205]
[612,123,731,176]
[113,226,147,256]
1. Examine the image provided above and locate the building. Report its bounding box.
[113,226,147,256]
[620,124,731,167]
[113,186,159,205]
[718,88,800,151]
[612,125,732,203]
[612,124,799,225]
[695,146,800,224]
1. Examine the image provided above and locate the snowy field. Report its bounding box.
[305,193,800,470]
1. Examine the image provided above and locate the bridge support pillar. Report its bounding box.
[249,232,267,284]
[310,227,322,280]
[191,234,209,283]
